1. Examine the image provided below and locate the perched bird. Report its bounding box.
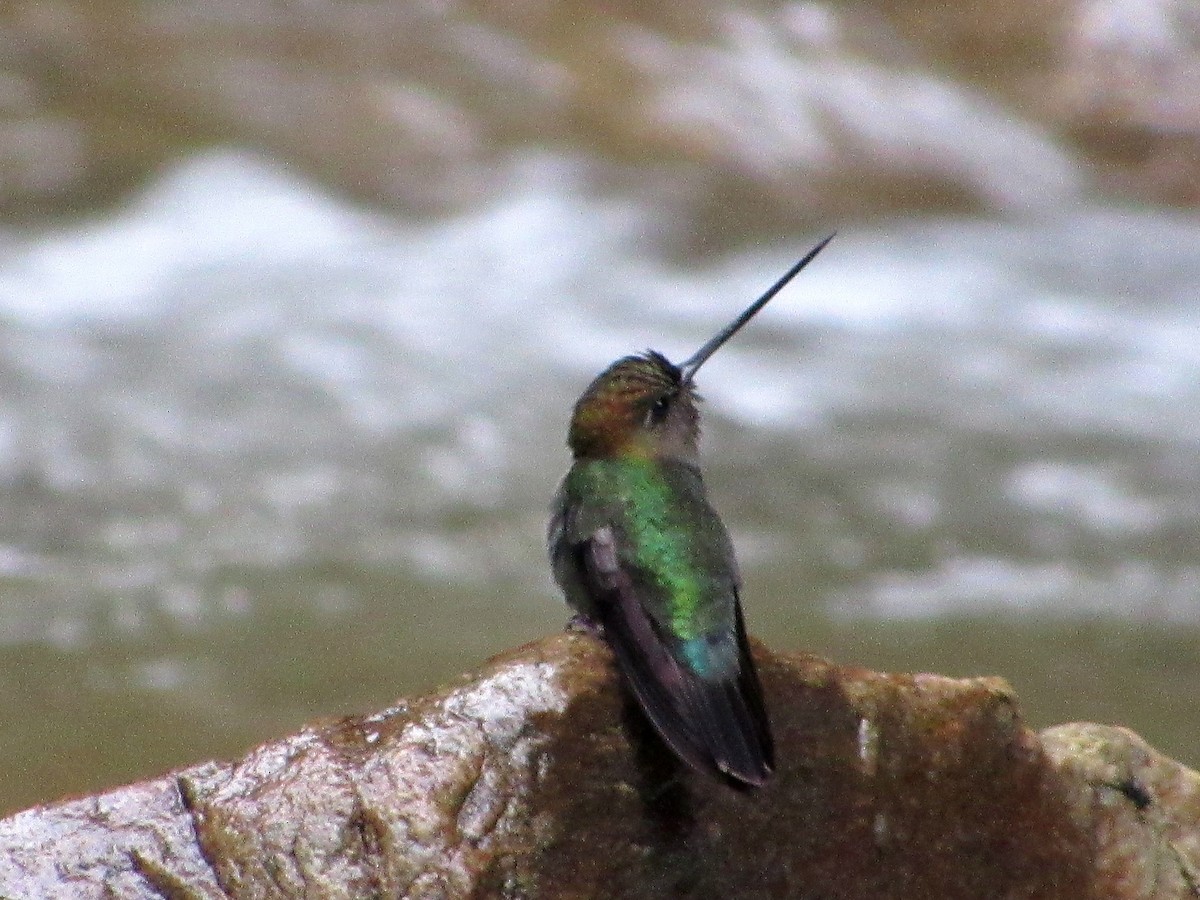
[549,235,833,787]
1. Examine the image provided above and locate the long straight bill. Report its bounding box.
[680,232,835,382]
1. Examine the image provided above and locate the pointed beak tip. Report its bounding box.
[679,232,834,382]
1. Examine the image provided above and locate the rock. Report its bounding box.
[0,633,1196,898]
[2,0,1197,220]
[1043,723,1200,897]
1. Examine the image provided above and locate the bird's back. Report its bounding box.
[550,457,774,785]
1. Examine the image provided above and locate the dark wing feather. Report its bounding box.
[579,526,774,787]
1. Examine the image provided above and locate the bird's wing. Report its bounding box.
[579,525,774,786]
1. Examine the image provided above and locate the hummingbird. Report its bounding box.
[548,234,833,787]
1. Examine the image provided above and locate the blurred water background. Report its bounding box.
[0,0,1197,813]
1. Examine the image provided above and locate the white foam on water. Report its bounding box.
[0,150,1196,640]
[622,8,1084,212]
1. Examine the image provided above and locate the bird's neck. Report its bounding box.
[574,440,697,469]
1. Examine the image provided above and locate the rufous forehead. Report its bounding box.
[567,354,683,453]
[571,373,650,433]
[573,356,672,414]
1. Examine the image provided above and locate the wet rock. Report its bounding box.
[1054,0,1200,205]
[866,0,1200,207]
[0,633,1197,898]
[1043,723,1200,896]
[1,0,1196,222]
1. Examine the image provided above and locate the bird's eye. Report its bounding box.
[646,395,671,426]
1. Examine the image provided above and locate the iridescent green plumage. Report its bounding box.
[560,455,733,647]
[548,235,833,786]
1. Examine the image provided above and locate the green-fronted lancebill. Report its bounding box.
[548,234,834,787]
